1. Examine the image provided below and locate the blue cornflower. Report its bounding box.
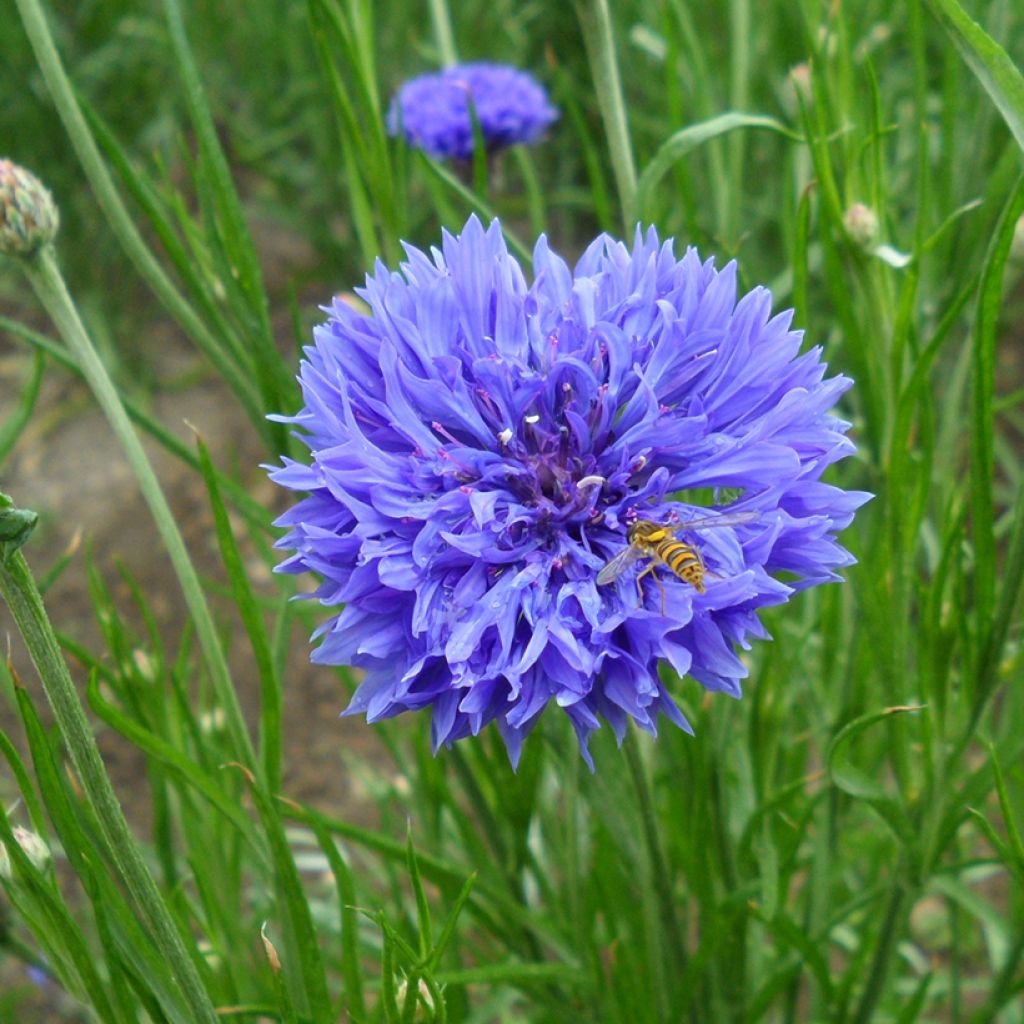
[271,217,869,767]
[387,62,558,160]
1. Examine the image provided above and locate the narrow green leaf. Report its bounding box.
[86,674,266,859]
[426,872,476,971]
[0,315,270,532]
[416,155,532,265]
[195,434,282,792]
[894,972,933,1024]
[0,350,44,466]
[380,913,403,1024]
[826,706,922,844]
[0,806,120,1020]
[0,727,48,837]
[435,960,587,987]
[988,742,1024,871]
[926,0,1024,155]
[160,0,280,382]
[968,176,1024,688]
[406,826,433,958]
[234,769,333,1022]
[306,821,366,1020]
[635,113,799,222]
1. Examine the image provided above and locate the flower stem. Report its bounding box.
[850,873,911,1024]
[0,546,218,1024]
[13,0,265,428]
[428,0,458,66]
[575,0,637,229]
[622,733,688,996]
[19,245,256,773]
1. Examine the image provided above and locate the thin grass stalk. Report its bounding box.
[428,0,458,66]
[574,0,637,228]
[18,246,257,773]
[621,735,687,1006]
[0,548,219,1024]
[0,314,272,531]
[13,0,267,434]
[850,872,911,1024]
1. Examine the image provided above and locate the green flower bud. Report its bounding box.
[0,827,51,879]
[0,159,60,256]
[843,202,880,249]
[0,492,38,564]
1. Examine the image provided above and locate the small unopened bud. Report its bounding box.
[0,160,59,256]
[0,827,51,879]
[396,977,436,1021]
[1010,214,1024,267]
[783,62,813,112]
[843,203,880,249]
[260,922,281,973]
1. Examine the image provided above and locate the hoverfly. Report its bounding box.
[596,511,758,608]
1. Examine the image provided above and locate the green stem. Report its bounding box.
[575,0,637,228]
[0,548,218,1024]
[622,735,688,995]
[850,874,911,1024]
[20,246,256,773]
[13,0,265,429]
[428,0,458,66]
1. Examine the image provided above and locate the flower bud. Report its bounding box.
[396,977,436,1021]
[843,202,880,249]
[0,827,51,879]
[0,160,60,256]
[1010,213,1024,267]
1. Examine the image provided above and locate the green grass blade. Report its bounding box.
[85,673,267,858]
[407,826,434,957]
[0,315,271,532]
[636,114,799,224]
[826,707,921,846]
[195,434,283,793]
[236,770,333,1022]
[306,820,366,1020]
[926,0,1024,154]
[13,0,262,431]
[416,155,532,264]
[968,175,1024,687]
[0,350,44,466]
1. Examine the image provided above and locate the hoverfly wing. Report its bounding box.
[673,510,759,534]
[596,543,643,586]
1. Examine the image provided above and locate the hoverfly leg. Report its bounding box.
[634,562,667,614]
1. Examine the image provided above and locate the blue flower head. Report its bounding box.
[271,217,870,768]
[387,62,558,160]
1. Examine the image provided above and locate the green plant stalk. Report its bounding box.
[622,735,687,987]
[575,0,637,228]
[0,548,219,1024]
[14,0,265,430]
[428,0,458,66]
[850,872,911,1024]
[19,246,256,773]
[0,314,270,532]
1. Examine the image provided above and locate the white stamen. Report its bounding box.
[524,414,540,424]
[577,475,606,490]
[497,427,513,445]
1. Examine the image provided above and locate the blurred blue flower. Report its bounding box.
[387,62,558,160]
[271,217,869,767]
